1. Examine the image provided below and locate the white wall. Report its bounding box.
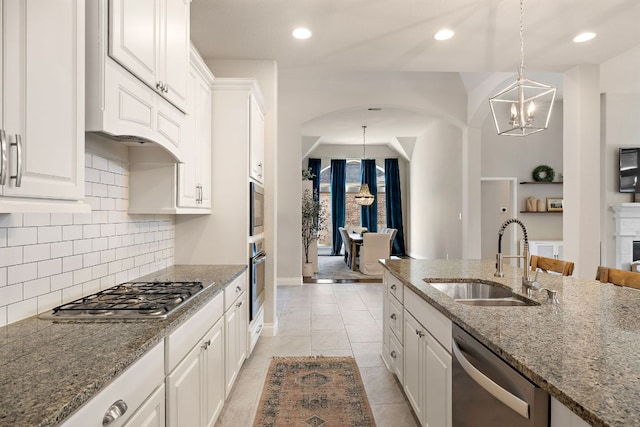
[408,120,463,259]
[0,138,175,326]
[278,69,468,283]
[480,101,564,242]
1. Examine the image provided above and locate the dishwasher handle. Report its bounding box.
[452,338,530,419]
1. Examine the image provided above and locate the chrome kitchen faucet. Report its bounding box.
[494,218,534,286]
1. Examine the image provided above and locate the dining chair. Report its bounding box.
[530,255,574,276]
[359,233,391,275]
[596,266,640,290]
[338,227,352,268]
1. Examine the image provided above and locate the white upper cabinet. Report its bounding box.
[86,0,188,163]
[177,48,213,209]
[249,95,265,183]
[109,0,189,112]
[0,0,86,211]
[128,45,213,214]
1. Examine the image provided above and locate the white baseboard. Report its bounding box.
[278,276,303,286]
[262,319,279,337]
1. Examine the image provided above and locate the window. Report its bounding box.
[317,160,386,248]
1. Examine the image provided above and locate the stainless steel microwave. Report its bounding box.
[250,182,264,236]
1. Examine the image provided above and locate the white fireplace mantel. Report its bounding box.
[612,203,640,269]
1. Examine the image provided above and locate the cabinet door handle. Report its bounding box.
[236,285,242,293]
[0,130,7,185]
[415,329,424,338]
[236,300,243,307]
[163,83,169,93]
[390,284,397,290]
[390,313,396,320]
[102,399,128,426]
[202,339,211,350]
[11,134,22,187]
[390,350,397,359]
[156,81,163,91]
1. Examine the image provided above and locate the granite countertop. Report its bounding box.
[381,258,640,427]
[0,264,247,427]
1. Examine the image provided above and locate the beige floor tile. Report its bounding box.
[311,313,345,330]
[368,305,384,320]
[371,402,420,427]
[271,335,312,356]
[216,280,415,427]
[345,323,383,343]
[340,309,377,325]
[276,318,311,336]
[359,366,408,405]
[355,351,385,368]
[309,293,337,304]
[311,302,340,314]
[311,329,351,351]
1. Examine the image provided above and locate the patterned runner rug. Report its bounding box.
[253,356,377,427]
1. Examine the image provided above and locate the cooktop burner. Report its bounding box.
[41,281,206,320]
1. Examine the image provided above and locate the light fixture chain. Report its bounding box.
[362,125,367,159]
[519,0,525,78]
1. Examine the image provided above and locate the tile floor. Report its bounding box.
[215,282,419,426]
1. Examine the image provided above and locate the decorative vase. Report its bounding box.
[537,199,546,212]
[302,262,314,277]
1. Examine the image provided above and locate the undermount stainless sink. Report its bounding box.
[426,281,539,307]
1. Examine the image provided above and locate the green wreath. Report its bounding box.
[532,165,555,182]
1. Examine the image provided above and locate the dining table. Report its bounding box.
[348,232,363,270]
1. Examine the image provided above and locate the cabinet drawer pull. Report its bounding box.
[0,130,7,185]
[390,284,397,290]
[390,350,397,359]
[390,313,396,320]
[236,285,242,293]
[415,329,425,338]
[11,134,22,187]
[102,399,128,426]
[236,300,243,307]
[202,339,211,350]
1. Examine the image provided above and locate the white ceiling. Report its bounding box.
[190,0,640,147]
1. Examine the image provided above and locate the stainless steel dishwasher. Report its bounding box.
[452,324,549,426]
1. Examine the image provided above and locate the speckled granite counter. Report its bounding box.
[380,258,640,427]
[0,264,246,427]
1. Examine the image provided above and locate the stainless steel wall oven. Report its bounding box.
[249,239,266,321]
[250,182,264,236]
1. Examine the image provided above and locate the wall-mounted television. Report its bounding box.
[620,147,640,193]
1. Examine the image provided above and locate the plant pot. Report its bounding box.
[302,262,314,277]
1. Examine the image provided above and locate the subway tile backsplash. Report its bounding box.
[0,152,175,326]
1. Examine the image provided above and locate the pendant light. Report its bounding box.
[489,0,556,136]
[355,125,375,206]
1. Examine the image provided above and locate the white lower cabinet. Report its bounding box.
[124,384,165,427]
[382,271,452,427]
[61,342,165,427]
[166,317,224,427]
[403,309,453,427]
[225,288,248,397]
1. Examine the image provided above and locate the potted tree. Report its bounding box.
[301,188,328,277]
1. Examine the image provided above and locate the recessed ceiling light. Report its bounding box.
[573,32,597,43]
[292,28,312,40]
[434,29,454,41]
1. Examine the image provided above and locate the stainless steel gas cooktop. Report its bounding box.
[40,281,207,320]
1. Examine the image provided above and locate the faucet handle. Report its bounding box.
[542,288,559,304]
